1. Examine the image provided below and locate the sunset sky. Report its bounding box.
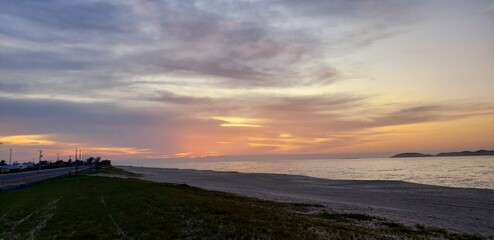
[1,0,493,162]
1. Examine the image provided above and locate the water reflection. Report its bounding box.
[140,156,494,189]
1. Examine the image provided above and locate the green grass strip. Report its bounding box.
[0,167,485,240]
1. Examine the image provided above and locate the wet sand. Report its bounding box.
[120,166,494,236]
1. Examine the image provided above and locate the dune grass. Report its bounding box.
[84,166,142,177]
[0,167,485,239]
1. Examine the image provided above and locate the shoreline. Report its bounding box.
[122,165,494,191]
[120,165,494,236]
[118,156,494,190]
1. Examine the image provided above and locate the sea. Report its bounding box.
[123,156,494,190]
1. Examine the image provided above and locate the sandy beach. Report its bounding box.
[120,166,494,236]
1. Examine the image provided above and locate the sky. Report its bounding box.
[1,0,493,162]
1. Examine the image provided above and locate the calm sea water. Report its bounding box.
[124,156,494,189]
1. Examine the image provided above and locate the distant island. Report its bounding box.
[391,150,494,158]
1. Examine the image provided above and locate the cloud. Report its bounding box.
[0,97,177,150]
[0,50,93,71]
[0,0,420,98]
[0,135,56,145]
[0,0,132,42]
[1,91,493,159]
[368,102,494,128]
[144,90,213,105]
[0,82,24,92]
[229,97,494,153]
[2,0,492,159]
[485,3,494,13]
[260,94,366,112]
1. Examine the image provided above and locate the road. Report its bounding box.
[0,167,89,190]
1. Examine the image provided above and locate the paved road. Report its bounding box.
[0,167,89,189]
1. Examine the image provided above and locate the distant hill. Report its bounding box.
[390,153,433,158]
[435,150,494,157]
[391,150,494,158]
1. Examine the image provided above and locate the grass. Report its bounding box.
[0,167,487,239]
[84,166,142,177]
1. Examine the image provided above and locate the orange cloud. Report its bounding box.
[0,135,56,145]
[213,116,264,128]
[90,147,152,155]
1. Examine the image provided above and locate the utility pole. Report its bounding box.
[75,148,78,175]
[38,150,43,171]
[57,153,59,161]
[9,148,12,165]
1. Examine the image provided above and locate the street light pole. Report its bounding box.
[38,150,43,171]
[75,148,78,175]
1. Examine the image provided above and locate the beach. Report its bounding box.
[121,166,494,236]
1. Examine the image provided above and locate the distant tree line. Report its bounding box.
[0,156,112,174]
